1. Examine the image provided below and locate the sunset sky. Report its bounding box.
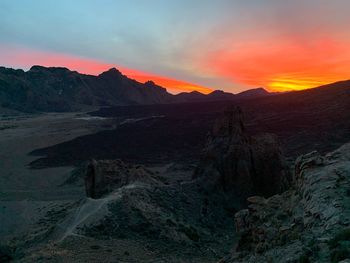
[1,0,350,93]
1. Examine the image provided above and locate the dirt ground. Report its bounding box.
[0,112,114,242]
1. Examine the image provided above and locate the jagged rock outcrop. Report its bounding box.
[223,142,350,263]
[85,159,160,198]
[30,158,236,262]
[193,107,290,201]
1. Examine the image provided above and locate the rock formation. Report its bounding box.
[223,142,350,263]
[85,159,160,198]
[193,106,290,201]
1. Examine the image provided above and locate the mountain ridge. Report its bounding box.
[3,65,349,113]
[0,65,270,112]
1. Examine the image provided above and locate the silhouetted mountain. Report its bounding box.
[0,66,275,112]
[235,87,269,98]
[173,88,271,103]
[173,91,207,102]
[207,90,236,100]
[0,66,173,112]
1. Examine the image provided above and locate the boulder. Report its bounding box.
[85,159,160,198]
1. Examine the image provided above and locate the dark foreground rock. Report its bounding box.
[0,245,13,262]
[85,159,161,198]
[15,158,237,262]
[222,142,350,263]
[193,107,291,202]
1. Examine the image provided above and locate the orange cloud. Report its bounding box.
[0,45,212,94]
[123,70,212,94]
[204,36,350,92]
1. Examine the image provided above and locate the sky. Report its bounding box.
[1,0,350,94]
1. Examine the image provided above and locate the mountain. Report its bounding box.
[173,88,271,103]
[173,90,207,102]
[0,66,271,112]
[235,87,269,98]
[0,66,173,112]
[3,65,350,115]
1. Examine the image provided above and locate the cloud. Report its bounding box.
[1,0,350,92]
[187,0,350,91]
[0,44,212,94]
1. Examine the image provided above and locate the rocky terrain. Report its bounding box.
[0,77,350,262]
[223,143,350,263]
[0,107,292,262]
[193,107,290,202]
[6,106,349,263]
[29,78,350,170]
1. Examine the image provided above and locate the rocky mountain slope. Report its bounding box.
[0,66,173,112]
[223,143,350,263]
[0,66,271,112]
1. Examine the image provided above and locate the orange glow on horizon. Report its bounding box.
[3,38,350,93]
[267,77,340,92]
[123,73,212,94]
[0,45,212,94]
[203,35,350,92]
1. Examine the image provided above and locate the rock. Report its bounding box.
[193,107,290,201]
[0,245,13,262]
[247,196,266,205]
[234,209,250,234]
[223,142,350,262]
[85,159,160,198]
[254,242,267,254]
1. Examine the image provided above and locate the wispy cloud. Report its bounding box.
[1,0,350,92]
[0,44,212,94]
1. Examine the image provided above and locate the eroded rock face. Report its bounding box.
[66,158,238,262]
[85,159,160,198]
[193,107,290,200]
[225,142,350,263]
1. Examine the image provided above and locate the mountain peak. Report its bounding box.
[144,80,156,86]
[107,67,121,73]
[29,65,46,71]
[255,87,268,92]
[208,89,235,99]
[29,65,70,73]
[189,90,204,95]
[236,87,270,98]
[99,68,123,77]
[210,90,225,95]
